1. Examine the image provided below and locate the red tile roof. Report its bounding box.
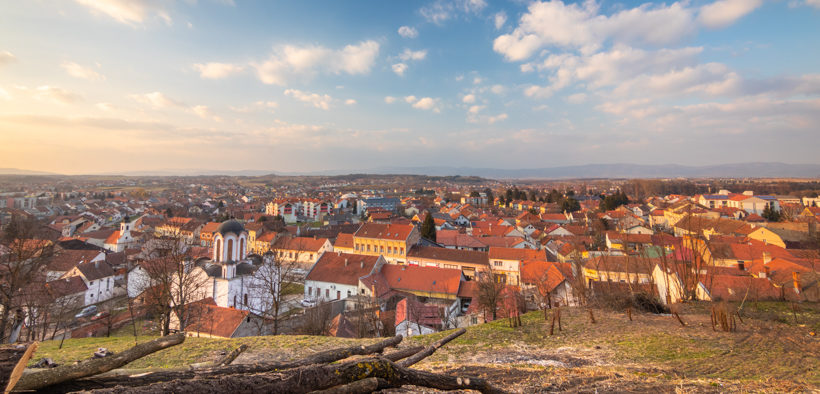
[181,298,248,338]
[354,223,415,241]
[306,252,380,286]
[380,264,462,296]
[489,247,547,262]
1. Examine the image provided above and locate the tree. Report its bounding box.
[250,251,302,335]
[469,191,480,198]
[762,205,781,222]
[560,197,580,213]
[483,188,495,206]
[476,269,505,321]
[0,215,54,342]
[420,212,436,242]
[139,233,208,336]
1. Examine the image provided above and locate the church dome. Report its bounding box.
[216,219,245,236]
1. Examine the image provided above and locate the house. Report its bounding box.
[61,260,120,305]
[583,256,655,287]
[103,217,137,252]
[304,252,386,302]
[170,298,263,338]
[198,222,221,246]
[520,260,576,307]
[487,247,547,286]
[271,236,333,270]
[333,233,356,254]
[352,223,420,263]
[45,248,106,281]
[406,246,489,280]
[434,230,487,251]
[395,297,442,337]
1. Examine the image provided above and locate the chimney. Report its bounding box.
[360,261,364,269]
[763,266,770,279]
[763,252,772,265]
[344,258,348,267]
[793,272,801,293]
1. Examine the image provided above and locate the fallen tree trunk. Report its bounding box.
[308,377,388,394]
[85,357,508,394]
[14,333,185,392]
[382,346,423,362]
[398,328,465,367]
[1,342,37,394]
[43,335,403,392]
[213,344,247,367]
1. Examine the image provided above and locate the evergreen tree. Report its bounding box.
[421,212,437,242]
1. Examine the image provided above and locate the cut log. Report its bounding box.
[213,344,248,367]
[83,357,509,394]
[13,333,185,392]
[398,328,465,367]
[46,335,403,392]
[382,346,423,362]
[308,377,387,394]
[1,342,37,394]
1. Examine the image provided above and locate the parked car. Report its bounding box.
[300,299,317,308]
[75,305,98,319]
[91,311,110,321]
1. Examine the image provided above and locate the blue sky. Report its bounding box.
[1,0,819,174]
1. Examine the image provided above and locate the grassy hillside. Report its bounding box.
[29,301,819,392]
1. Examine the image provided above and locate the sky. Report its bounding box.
[0,0,819,175]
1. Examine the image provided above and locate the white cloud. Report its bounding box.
[468,104,484,114]
[399,48,427,61]
[490,84,505,94]
[24,86,83,104]
[384,96,397,104]
[129,91,184,108]
[473,77,483,85]
[487,113,508,124]
[494,12,507,30]
[75,0,172,26]
[96,102,115,111]
[192,105,221,122]
[193,62,245,79]
[806,0,820,8]
[462,94,476,103]
[253,40,380,86]
[493,0,695,61]
[404,95,418,104]
[420,0,487,24]
[230,101,278,113]
[0,86,11,101]
[284,89,333,110]
[412,97,440,112]
[567,93,587,103]
[345,99,357,105]
[0,51,16,66]
[392,63,408,76]
[61,61,105,81]
[398,26,418,38]
[698,0,763,28]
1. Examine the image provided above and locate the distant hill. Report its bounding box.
[5,162,820,178]
[352,162,820,179]
[0,168,59,175]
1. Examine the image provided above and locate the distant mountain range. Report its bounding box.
[3,162,820,179]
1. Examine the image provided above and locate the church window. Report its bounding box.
[240,239,245,259]
[216,239,222,261]
[227,239,234,261]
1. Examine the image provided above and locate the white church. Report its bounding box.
[190,219,274,313]
[128,219,278,315]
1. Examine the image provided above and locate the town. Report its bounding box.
[1,174,817,343]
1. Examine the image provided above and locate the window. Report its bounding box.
[325,289,329,298]
[347,290,351,297]
[337,291,340,300]
[388,246,392,254]
[493,261,503,267]
[244,294,248,305]
[380,246,384,253]
[308,286,312,295]
[355,244,359,251]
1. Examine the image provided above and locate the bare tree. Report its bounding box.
[0,214,54,342]
[476,268,504,321]
[139,232,208,336]
[250,251,302,335]
[300,301,333,336]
